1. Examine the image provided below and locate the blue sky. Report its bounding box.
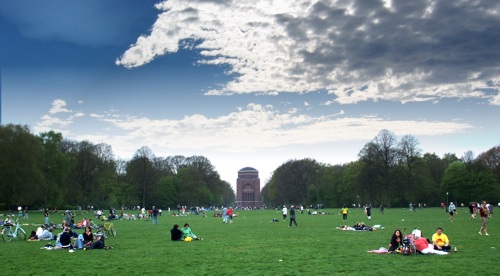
[1,0,500,188]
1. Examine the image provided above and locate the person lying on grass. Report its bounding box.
[414,233,448,255]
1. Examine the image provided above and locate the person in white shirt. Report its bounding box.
[38,227,53,240]
[448,202,456,222]
[282,205,288,221]
[36,225,45,237]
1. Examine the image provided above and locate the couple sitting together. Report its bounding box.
[171,223,203,241]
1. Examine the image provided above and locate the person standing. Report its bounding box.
[469,202,476,220]
[342,205,349,221]
[448,202,456,222]
[152,206,159,224]
[222,206,228,223]
[289,205,298,227]
[228,207,234,224]
[64,210,71,225]
[365,204,372,221]
[23,207,29,220]
[44,208,49,224]
[282,205,288,221]
[479,201,489,236]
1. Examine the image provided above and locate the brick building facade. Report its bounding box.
[236,167,260,208]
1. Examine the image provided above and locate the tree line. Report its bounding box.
[261,130,500,208]
[1,125,498,211]
[0,124,235,211]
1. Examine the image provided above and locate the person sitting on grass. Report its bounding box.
[54,227,74,250]
[432,227,451,252]
[388,229,403,252]
[181,223,202,240]
[90,234,105,249]
[414,233,448,255]
[171,224,183,241]
[82,226,94,248]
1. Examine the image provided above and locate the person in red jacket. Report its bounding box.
[479,201,489,236]
[414,234,448,255]
[228,207,234,224]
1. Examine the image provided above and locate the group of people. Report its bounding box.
[389,227,452,255]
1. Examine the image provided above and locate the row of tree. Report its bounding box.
[261,130,500,208]
[0,124,235,211]
[1,125,498,210]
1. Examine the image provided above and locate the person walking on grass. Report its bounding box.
[448,202,456,222]
[289,205,298,227]
[222,206,228,223]
[282,205,288,221]
[365,204,372,221]
[479,201,489,236]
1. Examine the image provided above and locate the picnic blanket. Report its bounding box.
[367,247,389,254]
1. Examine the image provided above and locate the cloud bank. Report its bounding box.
[36,99,472,157]
[117,0,500,105]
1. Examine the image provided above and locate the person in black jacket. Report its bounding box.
[289,206,298,227]
[388,229,403,252]
[171,224,183,241]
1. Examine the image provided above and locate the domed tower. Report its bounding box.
[236,167,260,208]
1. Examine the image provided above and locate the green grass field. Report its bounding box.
[0,207,498,275]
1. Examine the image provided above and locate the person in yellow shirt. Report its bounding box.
[341,206,349,221]
[432,227,451,252]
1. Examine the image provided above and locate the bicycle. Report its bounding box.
[95,221,116,238]
[2,219,27,242]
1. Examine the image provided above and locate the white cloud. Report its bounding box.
[49,99,72,114]
[63,103,471,154]
[117,0,500,105]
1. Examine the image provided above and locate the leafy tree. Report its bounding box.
[476,145,500,183]
[175,166,213,206]
[264,158,322,205]
[441,161,469,204]
[398,135,422,203]
[38,131,72,208]
[126,146,156,208]
[0,124,44,209]
[357,142,383,205]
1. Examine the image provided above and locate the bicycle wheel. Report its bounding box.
[110,225,116,236]
[17,228,26,240]
[2,228,13,242]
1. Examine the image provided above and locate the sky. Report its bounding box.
[1,0,500,190]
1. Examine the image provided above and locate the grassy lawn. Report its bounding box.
[0,207,498,275]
